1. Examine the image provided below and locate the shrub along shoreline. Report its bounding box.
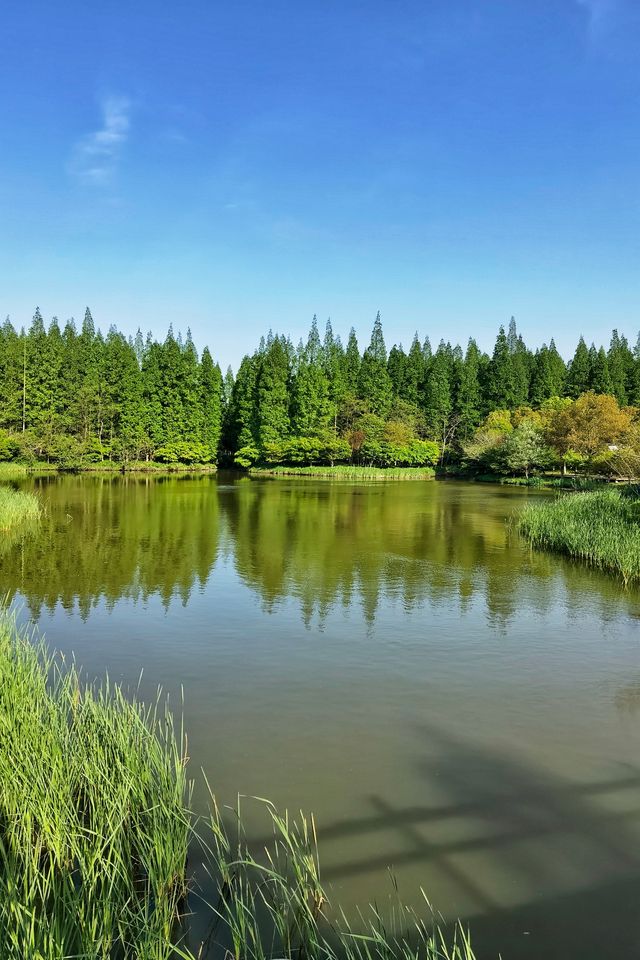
[518,488,640,584]
[0,613,477,960]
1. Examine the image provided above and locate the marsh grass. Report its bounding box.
[197,793,476,960]
[0,462,28,480]
[518,488,640,584]
[249,467,435,481]
[0,613,191,959]
[0,485,41,531]
[0,613,476,960]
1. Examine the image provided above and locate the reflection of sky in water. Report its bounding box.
[2,475,640,960]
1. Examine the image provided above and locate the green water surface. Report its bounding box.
[2,473,640,960]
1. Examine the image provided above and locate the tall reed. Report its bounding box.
[0,485,41,531]
[0,612,191,959]
[518,488,640,584]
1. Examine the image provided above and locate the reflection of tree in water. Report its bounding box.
[1,474,220,619]
[1,476,638,626]
[222,480,639,628]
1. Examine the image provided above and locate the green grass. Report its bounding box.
[518,488,640,584]
[0,485,41,531]
[0,462,29,480]
[0,612,476,960]
[501,475,604,490]
[0,612,191,959]
[249,466,436,480]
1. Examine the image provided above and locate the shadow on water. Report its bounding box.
[235,717,640,960]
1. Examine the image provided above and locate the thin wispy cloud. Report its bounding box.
[69,96,131,185]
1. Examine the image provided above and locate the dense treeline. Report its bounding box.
[2,307,640,471]
[0,308,222,467]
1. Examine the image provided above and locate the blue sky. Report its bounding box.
[1,0,639,369]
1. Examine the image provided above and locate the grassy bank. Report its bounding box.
[518,488,640,584]
[0,485,41,531]
[249,465,436,480]
[0,613,475,960]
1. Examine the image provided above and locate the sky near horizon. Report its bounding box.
[1,0,639,370]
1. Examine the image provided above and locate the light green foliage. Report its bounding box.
[497,419,552,477]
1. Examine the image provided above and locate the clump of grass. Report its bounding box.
[0,463,29,479]
[501,475,604,490]
[0,485,41,531]
[518,488,640,584]
[249,466,435,481]
[0,612,191,959]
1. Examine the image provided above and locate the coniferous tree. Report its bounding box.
[566,336,590,398]
[199,347,223,461]
[629,334,640,405]
[403,333,425,407]
[423,345,452,440]
[455,339,482,437]
[344,328,361,394]
[357,312,393,416]
[291,318,332,436]
[589,345,613,394]
[0,319,24,431]
[608,329,631,405]
[256,335,291,446]
[228,354,259,450]
[387,345,407,399]
[486,326,518,410]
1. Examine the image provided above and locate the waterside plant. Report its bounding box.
[0,484,41,531]
[518,488,640,584]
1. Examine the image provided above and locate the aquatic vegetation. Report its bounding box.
[0,613,191,959]
[0,484,41,530]
[518,488,640,584]
[202,794,475,960]
[0,462,28,479]
[249,466,436,480]
[0,612,476,960]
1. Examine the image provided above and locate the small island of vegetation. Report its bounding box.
[519,488,640,584]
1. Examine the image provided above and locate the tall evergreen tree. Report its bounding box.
[256,336,291,446]
[589,345,613,394]
[291,319,332,436]
[344,328,361,394]
[455,339,482,436]
[423,344,452,440]
[199,347,223,461]
[566,336,590,398]
[357,312,393,416]
[485,327,518,410]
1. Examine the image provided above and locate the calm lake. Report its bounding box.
[3,474,640,959]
